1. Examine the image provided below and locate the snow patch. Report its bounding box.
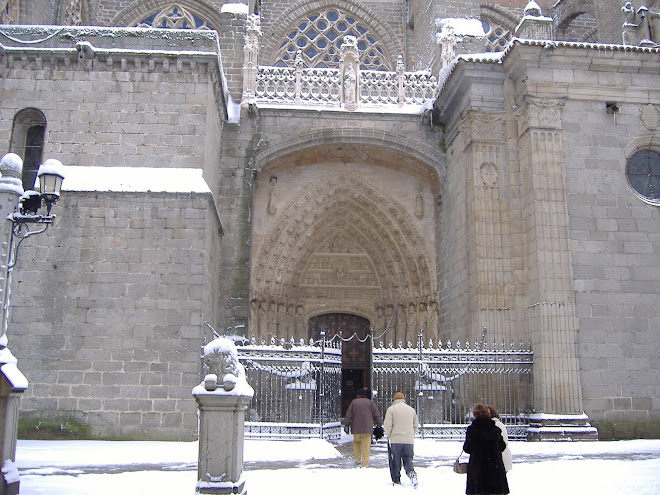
[1,459,19,484]
[436,18,485,38]
[60,166,211,194]
[220,3,249,15]
[0,363,28,390]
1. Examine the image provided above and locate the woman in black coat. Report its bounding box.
[462,403,509,495]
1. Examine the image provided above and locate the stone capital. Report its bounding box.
[458,111,506,146]
[516,96,566,136]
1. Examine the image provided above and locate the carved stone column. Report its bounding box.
[0,154,28,495]
[460,111,513,344]
[517,97,597,439]
[241,14,261,106]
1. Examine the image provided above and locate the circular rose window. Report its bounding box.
[626,149,660,205]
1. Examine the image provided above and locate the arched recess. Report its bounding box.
[252,128,444,184]
[260,0,403,69]
[10,108,47,191]
[111,0,221,31]
[249,168,439,347]
[551,0,596,41]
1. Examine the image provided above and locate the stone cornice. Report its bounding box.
[0,26,224,75]
[0,25,229,121]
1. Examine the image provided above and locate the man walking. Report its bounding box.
[384,391,419,487]
[344,389,382,468]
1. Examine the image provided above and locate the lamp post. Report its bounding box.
[0,153,65,495]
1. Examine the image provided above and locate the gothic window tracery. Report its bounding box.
[273,7,391,70]
[135,4,211,30]
[482,19,511,52]
[1,0,18,24]
[64,0,84,25]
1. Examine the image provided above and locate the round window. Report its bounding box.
[626,149,660,205]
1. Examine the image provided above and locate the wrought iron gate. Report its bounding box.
[371,339,533,439]
[239,336,342,439]
[235,334,533,440]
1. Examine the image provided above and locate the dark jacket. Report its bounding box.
[345,397,382,435]
[463,417,509,495]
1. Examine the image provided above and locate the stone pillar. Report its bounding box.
[516,98,597,440]
[461,111,514,345]
[514,1,553,40]
[241,14,261,106]
[0,154,28,495]
[193,337,254,494]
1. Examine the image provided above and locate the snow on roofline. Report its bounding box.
[60,166,211,194]
[438,38,660,96]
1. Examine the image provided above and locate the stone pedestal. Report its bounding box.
[527,413,598,441]
[193,337,254,495]
[0,364,27,495]
[193,393,252,494]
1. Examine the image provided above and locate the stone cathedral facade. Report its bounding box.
[0,0,658,441]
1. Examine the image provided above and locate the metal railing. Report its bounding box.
[237,335,533,440]
[371,339,534,440]
[239,336,342,440]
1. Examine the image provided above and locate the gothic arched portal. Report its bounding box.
[249,164,439,348]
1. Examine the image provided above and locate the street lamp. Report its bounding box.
[7,157,65,269]
[0,152,65,495]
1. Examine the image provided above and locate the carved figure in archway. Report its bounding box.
[267,176,278,215]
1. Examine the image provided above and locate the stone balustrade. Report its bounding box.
[250,65,437,109]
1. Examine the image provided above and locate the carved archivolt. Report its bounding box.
[250,170,436,341]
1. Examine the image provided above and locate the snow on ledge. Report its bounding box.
[1,363,28,390]
[60,166,211,194]
[221,3,249,15]
[529,412,590,421]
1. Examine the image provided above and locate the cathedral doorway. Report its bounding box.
[309,313,371,416]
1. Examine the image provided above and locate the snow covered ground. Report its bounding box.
[15,434,660,495]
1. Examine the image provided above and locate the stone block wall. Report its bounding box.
[549,48,660,435]
[10,191,220,440]
[0,27,224,172]
[217,10,249,103]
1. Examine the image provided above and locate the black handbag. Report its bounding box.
[373,425,384,440]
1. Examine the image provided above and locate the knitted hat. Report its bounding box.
[357,389,368,398]
[393,392,405,401]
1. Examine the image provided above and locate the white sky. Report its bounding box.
[15,437,660,495]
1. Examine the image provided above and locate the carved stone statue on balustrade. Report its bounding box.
[622,0,660,46]
[649,0,660,43]
[339,36,359,111]
[242,13,262,104]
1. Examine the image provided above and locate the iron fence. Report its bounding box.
[239,336,342,440]
[371,339,534,440]
[233,335,533,440]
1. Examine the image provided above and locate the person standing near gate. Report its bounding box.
[344,389,382,468]
[463,403,509,495]
[384,391,419,487]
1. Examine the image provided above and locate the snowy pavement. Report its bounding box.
[15,436,660,494]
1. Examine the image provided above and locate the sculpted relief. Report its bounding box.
[249,170,438,344]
